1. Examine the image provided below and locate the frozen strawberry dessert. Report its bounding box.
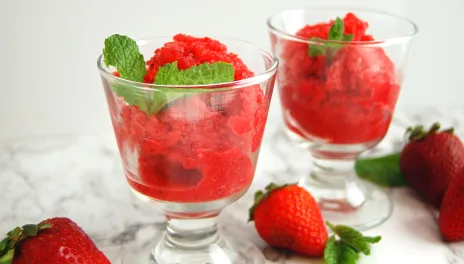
[101,34,269,203]
[278,13,398,145]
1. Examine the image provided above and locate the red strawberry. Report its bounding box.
[439,168,464,242]
[249,183,328,257]
[400,122,464,208]
[0,217,110,264]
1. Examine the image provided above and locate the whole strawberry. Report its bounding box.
[249,183,328,257]
[400,122,464,207]
[0,217,110,264]
[439,168,464,242]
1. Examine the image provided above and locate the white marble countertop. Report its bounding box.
[0,107,463,264]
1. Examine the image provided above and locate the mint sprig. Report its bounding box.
[355,152,407,187]
[103,34,147,82]
[154,61,234,86]
[103,34,152,112]
[149,61,234,114]
[324,222,381,264]
[308,17,354,58]
[102,34,235,115]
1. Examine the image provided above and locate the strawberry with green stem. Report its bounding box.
[249,183,382,263]
[0,217,110,264]
[249,183,328,257]
[400,122,464,208]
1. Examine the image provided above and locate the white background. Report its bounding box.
[0,0,462,139]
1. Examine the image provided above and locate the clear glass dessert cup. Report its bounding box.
[97,37,278,264]
[268,7,418,230]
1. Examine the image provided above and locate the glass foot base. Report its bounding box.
[300,175,393,231]
[115,234,266,264]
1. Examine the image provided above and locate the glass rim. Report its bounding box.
[97,36,279,91]
[267,6,419,47]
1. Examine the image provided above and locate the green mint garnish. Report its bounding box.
[149,61,234,114]
[327,222,371,255]
[324,236,340,264]
[103,34,151,112]
[102,34,235,115]
[103,34,147,82]
[363,236,382,244]
[355,153,407,187]
[308,17,354,58]
[339,243,360,264]
[328,17,345,40]
[154,61,234,85]
[324,222,382,264]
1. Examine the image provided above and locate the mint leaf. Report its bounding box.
[150,61,234,114]
[324,236,340,264]
[339,243,360,264]
[103,34,146,82]
[149,88,188,115]
[327,222,371,255]
[308,17,353,58]
[343,34,354,41]
[328,17,344,40]
[102,34,151,112]
[308,38,327,57]
[154,62,234,85]
[355,152,407,187]
[111,83,151,112]
[364,236,382,244]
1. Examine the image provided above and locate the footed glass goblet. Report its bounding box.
[98,36,278,263]
[268,7,417,230]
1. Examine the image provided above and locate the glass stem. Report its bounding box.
[301,157,367,210]
[311,157,357,185]
[165,215,221,249]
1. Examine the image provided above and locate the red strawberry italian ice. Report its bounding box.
[279,13,398,144]
[112,34,269,203]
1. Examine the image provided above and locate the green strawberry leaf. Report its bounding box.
[0,249,14,264]
[21,224,38,238]
[0,222,52,262]
[248,183,295,222]
[38,223,53,231]
[149,61,234,114]
[0,239,9,256]
[308,17,354,58]
[324,236,340,264]
[103,34,146,82]
[6,228,21,241]
[355,152,407,187]
[327,222,371,255]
